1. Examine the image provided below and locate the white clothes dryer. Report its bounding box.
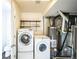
[17,29,33,59]
[18,29,33,51]
[34,36,50,59]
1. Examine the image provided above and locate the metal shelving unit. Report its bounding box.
[20,20,41,29]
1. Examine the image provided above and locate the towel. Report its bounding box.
[4,44,11,57]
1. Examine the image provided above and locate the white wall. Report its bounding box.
[44,17,50,35]
[21,13,44,35]
[12,0,20,30]
[11,0,20,45]
[11,1,21,59]
[21,12,50,36]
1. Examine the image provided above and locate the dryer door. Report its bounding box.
[19,32,32,45]
[39,44,47,52]
[37,42,47,53]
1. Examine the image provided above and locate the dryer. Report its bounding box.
[18,29,33,59]
[34,36,50,59]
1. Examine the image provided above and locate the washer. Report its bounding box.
[18,29,33,59]
[34,36,50,59]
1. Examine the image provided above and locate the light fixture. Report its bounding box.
[35,0,41,4]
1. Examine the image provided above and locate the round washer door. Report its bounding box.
[36,42,47,52]
[19,32,32,45]
[39,44,47,52]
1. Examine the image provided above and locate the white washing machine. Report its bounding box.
[34,36,50,59]
[18,29,33,59]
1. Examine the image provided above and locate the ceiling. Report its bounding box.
[15,0,53,13]
[45,0,77,16]
[15,0,77,16]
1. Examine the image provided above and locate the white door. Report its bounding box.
[2,0,12,58]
